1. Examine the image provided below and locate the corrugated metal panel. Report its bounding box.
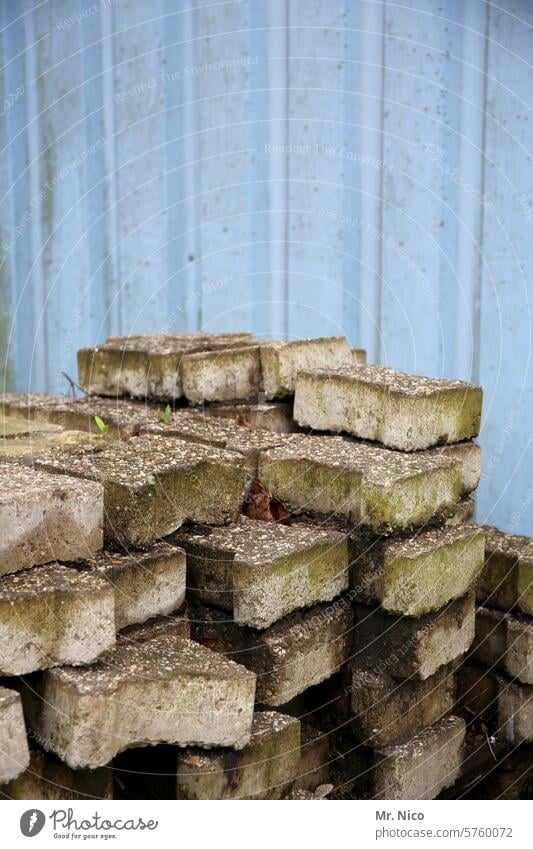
[0,0,532,533]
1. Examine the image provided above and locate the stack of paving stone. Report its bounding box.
[0,331,523,801]
[454,527,532,797]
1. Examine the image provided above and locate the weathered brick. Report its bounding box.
[353,592,475,680]
[0,564,115,675]
[476,526,533,616]
[471,607,533,685]
[205,401,297,433]
[497,676,533,744]
[191,600,353,706]
[21,635,256,768]
[0,688,30,783]
[350,524,485,617]
[2,748,113,800]
[0,464,103,576]
[260,337,352,399]
[258,435,462,533]
[294,365,482,450]
[176,711,301,799]
[175,516,348,628]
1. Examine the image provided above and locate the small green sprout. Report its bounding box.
[94,415,109,435]
[162,404,172,424]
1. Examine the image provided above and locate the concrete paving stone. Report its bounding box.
[349,524,485,617]
[1,747,113,800]
[175,516,348,628]
[0,687,30,783]
[190,599,354,706]
[77,543,186,630]
[475,526,533,616]
[117,606,190,643]
[291,724,331,793]
[353,592,476,681]
[176,710,301,799]
[0,464,103,576]
[456,664,499,726]
[181,345,263,404]
[0,415,63,439]
[347,661,456,747]
[293,364,482,451]
[351,348,367,365]
[260,337,352,399]
[21,635,256,768]
[372,715,466,800]
[78,332,257,401]
[33,435,248,547]
[497,676,533,744]
[471,606,533,685]
[422,441,481,495]
[204,401,298,433]
[0,563,115,675]
[445,496,476,526]
[258,435,463,533]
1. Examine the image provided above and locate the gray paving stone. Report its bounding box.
[21,635,256,768]
[78,543,186,630]
[191,599,353,706]
[350,524,485,617]
[260,337,352,399]
[0,688,30,784]
[176,711,300,799]
[33,435,248,547]
[471,606,533,685]
[475,526,533,616]
[205,401,298,433]
[353,592,476,680]
[258,435,463,533]
[175,516,348,628]
[497,676,533,744]
[2,748,113,800]
[0,464,103,576]
[0,563,115,674]
[294,364,482,450]
[372,715,465,800]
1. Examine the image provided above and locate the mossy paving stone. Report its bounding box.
[78,332,258,401]
[496,675,533,744]
[31,434,248,548]
[0,563,115,675]
[176,710,301,799]
[19,635,257,769]
[421,441,481,495]
[1,747,113,800]
[259,336,352,399]
[0,464,103,576]
[371,715,466,800]
[294,364,482,451]
[117,605,190,644]
[205,401,298,434]
[174,515,348,628]
[475,525,533,616]
[470,606,533,685]
[258,434,463,534]
[353,592,476,681]
[190,599,354,706]
[76,542,186,631]
[349,523,485,617]
[0,687,30,783]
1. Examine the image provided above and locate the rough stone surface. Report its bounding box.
[348,662,456,747]
[205,402,298,434]
[372,715,465,800]
[181,346,262,404]
[0,563,116,674]
[352,348,367,365]
[2,748,113,800]
[0,428,105,461]
[78,543,186,630]
[291,724,331,793]
[475,526,533,616]
[78,333,256,400]
[33,435,248,547]
[353,592,476,680]
[0,688,30,783]
[349,524,485,617]
[497,677,533,744]
[471,606,533,684]
[293,365,482,450]
[175,516,348,628]
[176,711,301,799]
[117,607,191,643]
[423,442,481,495]
[258,435,463,533]
[260,337,352,399]
[0,464,103,576]
[191,600,354,706]
[21,635,257,768]
[0,415,63,438]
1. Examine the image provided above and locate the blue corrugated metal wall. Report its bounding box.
[0,0,532,533]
